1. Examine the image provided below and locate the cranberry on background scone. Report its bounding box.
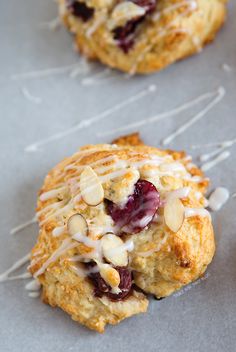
[29,133,215,332]
[58,0,227,74]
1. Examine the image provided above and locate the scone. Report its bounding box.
[29,133,215,332]
[59,0,227,74]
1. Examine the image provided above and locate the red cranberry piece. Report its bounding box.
[89,266,132,301]
[66,0,94,21]
[113,0,157,53]
[107,180,160,234]
[113,19,142,53]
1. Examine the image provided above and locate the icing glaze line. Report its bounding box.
[81,68,114,86]
[162,87,225,145]
[11,62,85,81]
[191,137,236,150]
[98,87,224,138]
[201,150,230,172]
[10,216,37,235]
[24,85,156,152]
[21,87,42,104]
[0,253,31,283]
[38,17,61,31]
[208,187,230,212]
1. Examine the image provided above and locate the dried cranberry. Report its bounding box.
[113,0,157,52]
[113,18,142,53]
[89,266,132,301]
[66,0,94,21]
[107,180,160,233]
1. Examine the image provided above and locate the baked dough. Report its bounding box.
[29,133,215,332]
[59,0,227,74]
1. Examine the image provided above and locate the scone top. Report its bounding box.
[64,0,159,53]
[30,140,211,302]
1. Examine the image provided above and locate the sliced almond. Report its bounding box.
[99,264,120,288]
[101,234,128,267]
[80,166,104,206]
[67,213,88,237]
[164,198,185,233]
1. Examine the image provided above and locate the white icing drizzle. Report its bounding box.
[24,85,156,152]
[28,291,40,298]
[201,150,230,172]
[166,187,191,200]
[39,202,73,226]
[166,27,201,52]
[65,155,117,171]
[71,263,100,278]
[36,201,65,217]
[52,225,66,237]
[25,279,41,291]
[104,239,134,259]
[222,63,234,73]
[208,187,230,212]
[81,68,119,86]
[195,191,202,200]
[39,186,67,201]
[29,254,47,268]
[33,239,78,278]
[186,162,196,169]
[0,253,30,282]
[86,14,106,37]
[191,137,236,150]
[72,233,101,253]
[191,137,236,173]
[183,175,206,183]
[98,87,223,137]
[0,272,32,283]
[10,216,37,235]
[185,207,210,218]
[69,59,91,78]
[162,87,225,145]
[198,138,236,163]
[199,148,227,162]
[99,168,129,183]
[71,265,86,278]
[152,0,197,21]
[11,62,85,81]
[39,17,61,31]
[21,87,42,104]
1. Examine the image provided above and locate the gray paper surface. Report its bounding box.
[0,1,235,351]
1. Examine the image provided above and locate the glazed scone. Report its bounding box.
[59,0,227,74]
[29,134,215,332]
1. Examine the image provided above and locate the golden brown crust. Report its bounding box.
[112,132,144,146]
[30,138,215,331]
[59,0,227,74]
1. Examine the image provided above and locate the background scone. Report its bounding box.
[59,0,227,74]
[29,134,215,332]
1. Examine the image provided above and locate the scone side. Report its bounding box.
[131,214,215,298]
[29,227,149,333]
[41,269,148,333]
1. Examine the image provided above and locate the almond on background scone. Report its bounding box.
[29,133,215,332]
[58,0,227,74]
